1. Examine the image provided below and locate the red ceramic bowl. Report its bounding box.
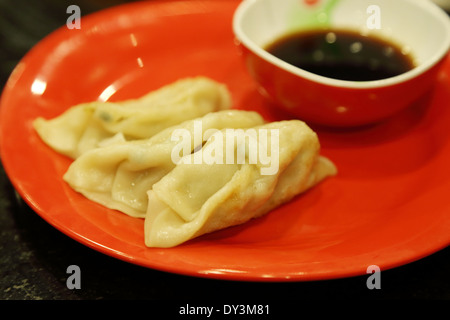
[233,0,450,127]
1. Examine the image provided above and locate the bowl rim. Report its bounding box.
[232,0,450,89]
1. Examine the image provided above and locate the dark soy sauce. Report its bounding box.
[265,29,416,81]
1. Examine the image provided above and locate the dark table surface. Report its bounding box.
[0,0,449,302]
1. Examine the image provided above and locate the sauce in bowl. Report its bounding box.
[265,29,416,81]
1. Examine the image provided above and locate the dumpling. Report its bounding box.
[33,77,231,159]
[63,110,266,218]
[144,120,337,247]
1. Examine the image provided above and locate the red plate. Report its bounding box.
[0,0,449,281]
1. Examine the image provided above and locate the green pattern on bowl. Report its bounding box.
[288,0,340,31]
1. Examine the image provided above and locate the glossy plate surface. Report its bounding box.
[0,0,449,281]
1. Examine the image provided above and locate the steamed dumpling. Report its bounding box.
[144,120,337,247]
[33,77,231,159]
[63,110,266,218]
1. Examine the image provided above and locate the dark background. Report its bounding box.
[0,0,449,302]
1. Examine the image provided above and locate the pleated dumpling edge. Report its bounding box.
[144,119,337,248]
[62,110,266,219]
[33,77,232,159]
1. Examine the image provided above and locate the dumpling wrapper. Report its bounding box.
[33,77,231,159]
[63,110,266,218]
[144,120,337,248]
